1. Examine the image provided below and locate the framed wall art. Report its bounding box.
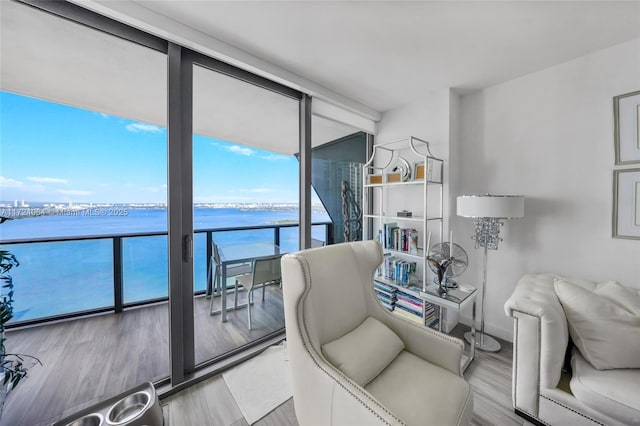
[613,168,640,239]
[614,90,640,165]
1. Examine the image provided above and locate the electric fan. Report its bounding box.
[427,242,468,289]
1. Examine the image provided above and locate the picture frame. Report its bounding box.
[413,159,434,182]
[612,168,640,239]
[413,162,425,180]
[613,90,640,165]
[367,174,383,185]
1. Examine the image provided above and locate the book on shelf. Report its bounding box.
[426,316,439,328]
[374,291,395,305]
[382,223,419,255]
[394,305,423,324]
[408,230,419,255]
[382,256,416,285]
[373,281,396,294]
[373,287,396,298]
[379,300,394,311]
[395,299,422,315]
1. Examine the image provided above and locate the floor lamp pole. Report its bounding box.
[464,219,502,352]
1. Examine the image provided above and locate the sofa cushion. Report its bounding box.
[321,316,404,386]
[570,350,640,425]
[554,278,640,369]
[365,350,473,426]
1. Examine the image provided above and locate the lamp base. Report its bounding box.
[464,331,501,352]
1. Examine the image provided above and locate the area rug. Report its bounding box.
[222,342,292,424]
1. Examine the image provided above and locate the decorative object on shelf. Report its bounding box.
[341,180,362,242]
[427,242,468,296]
[613,90,640,165]
[612,168,640,239]
[413,159,437,182]
[385,172,402,183]
[396,210,412,217]
[367,174,383,185]
[413,162,425,180]
[457,194,525,352]
[390,157,411,182]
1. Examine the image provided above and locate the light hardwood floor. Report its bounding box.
[2,286,285,426]
[163,324,533,426]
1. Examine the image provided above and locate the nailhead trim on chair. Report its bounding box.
[291,253,405,425]
[539,395,606,426]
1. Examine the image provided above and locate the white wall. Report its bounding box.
[454,38,640,341]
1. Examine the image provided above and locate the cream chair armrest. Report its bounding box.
[503,274,569,418]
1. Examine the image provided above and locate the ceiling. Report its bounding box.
[134,1,640,112]
[2,1,639,155]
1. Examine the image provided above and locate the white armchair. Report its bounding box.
[281,241,473,426]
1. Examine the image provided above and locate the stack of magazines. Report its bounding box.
[394,292,438,327]
[373,281,396,311]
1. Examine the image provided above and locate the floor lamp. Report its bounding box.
[457,194,524,352]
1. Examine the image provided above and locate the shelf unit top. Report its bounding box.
[364,180,442,188]
[364,214,442,222]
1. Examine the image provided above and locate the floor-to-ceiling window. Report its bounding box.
[0,2,169,424]
[0,1,374,423]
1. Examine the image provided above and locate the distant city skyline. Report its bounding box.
[0,91,314,205]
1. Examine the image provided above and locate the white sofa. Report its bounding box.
[504,274,640,426]
[281,241,473,425]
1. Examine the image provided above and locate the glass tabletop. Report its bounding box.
[218,242,284,265]
[419,284,476,310]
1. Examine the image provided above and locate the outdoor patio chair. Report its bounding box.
[235,255,282,329]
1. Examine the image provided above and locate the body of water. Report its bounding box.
[0,208,331,323]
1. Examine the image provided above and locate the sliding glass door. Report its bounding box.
[189,60,301,366]
[0,2,168,424]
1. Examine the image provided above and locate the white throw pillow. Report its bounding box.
[554,278,640,370]
[321,316,404,386]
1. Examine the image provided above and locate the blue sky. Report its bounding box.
[0,91,304,204]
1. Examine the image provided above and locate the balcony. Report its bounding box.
[0,221,331,426]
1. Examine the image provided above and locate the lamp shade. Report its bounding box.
[457,194,524,219]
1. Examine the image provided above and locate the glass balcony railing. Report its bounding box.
[1,221,332,326]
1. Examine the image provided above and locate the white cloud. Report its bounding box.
[261,154,290,161]
[226,145,255,156]
[125,122,164,133]
[0,176,23,188]
[27,176,68,184]
[160,184,168,189]
[57,189,93,196]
